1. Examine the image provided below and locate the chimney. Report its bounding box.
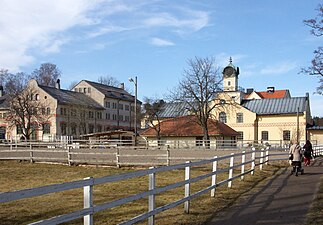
[55,79,60,89]
[246,88,254,94]
[0,86,3,97]
[119,83,125,90]
[267,86,275,93]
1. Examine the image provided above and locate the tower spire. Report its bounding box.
[229,57,232,64]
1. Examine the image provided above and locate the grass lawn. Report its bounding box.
[305,176,323,225]
[0,160,286,225]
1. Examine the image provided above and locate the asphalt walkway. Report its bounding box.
[206,157,323,225]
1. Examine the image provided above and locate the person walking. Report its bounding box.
[303,140,313,166]
[289,141,303,176]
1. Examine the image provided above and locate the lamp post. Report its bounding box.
[129,76,137,145]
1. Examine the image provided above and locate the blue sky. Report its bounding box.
[1,0,322,116]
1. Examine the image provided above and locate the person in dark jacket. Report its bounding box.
[303,140,313,166]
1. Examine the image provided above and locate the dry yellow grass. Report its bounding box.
[0,160,285,225]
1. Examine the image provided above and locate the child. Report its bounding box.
[303,140,313,166]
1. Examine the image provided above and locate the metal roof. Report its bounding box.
[83,80,141,103]
[158,102,191,118]
[241,97,307,115]
[40,85,104,109]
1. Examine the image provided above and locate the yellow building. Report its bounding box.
[0,79,140,141]
[150,59,313,146]
[214,59,312,146]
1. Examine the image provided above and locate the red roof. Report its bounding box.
[141,115,239,137]
[256,90,288,99]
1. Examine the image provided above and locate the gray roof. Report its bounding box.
[241,97,307,115]
[84,80,141,103]
[40,85,104,109]
[158,102,191,118]
[0,95,10,109]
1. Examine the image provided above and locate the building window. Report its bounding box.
[105,101,111,108]
[71,124,77,135]
[237,131,243,141]
[61,123,67,135]
[41,108,46,115]
[97,125,102,132]
[43,124,50,134]
[125,116,130,122]
[16,125,23,134]
[196,136,203,146]
[118,115,124,121]
[219,112,227,123]
[46,107,50,115]
[83,88,87,93]
[112,114,117,121]
[119,104,123,110]
[228,81,231,86]
[236,113,243,123]
[89,111,94,119]
[261,131,269,141]
[112,102,117,109]
[60,108,66,116]
[96,112,102,119]
[125,105,130,111]
[89,124,94,133]
[283,130,291,141]
[220,99,226,105]
[88,87,91,93]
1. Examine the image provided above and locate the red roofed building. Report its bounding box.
[244,87,291,100]
[141,115,239,147]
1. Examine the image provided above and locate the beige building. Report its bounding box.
[151,59,314,146]
[0,79,140,141]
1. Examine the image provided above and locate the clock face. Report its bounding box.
[224,67,234,76]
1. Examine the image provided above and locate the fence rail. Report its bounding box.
[1,145,323,225]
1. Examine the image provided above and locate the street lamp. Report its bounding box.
[129,76,137,145]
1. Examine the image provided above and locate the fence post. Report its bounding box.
[67,146,71,166]
[184,161,191,214]
[148,167,156,225]
[228,153,234,188]
[116,148,120,168]
[166,148,170,166]
[260,149,264,170]
[29,150,34,163]
[251,147,256,175]
[241,151,245,180]
[211,156,217,197]
[265,147,269,165]
[84,177,94,225]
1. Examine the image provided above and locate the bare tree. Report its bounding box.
[31,63,61,87]
[143,98,165,143]
[170,56,222,144]
[98,75,120,87]
[301,4,323,93]
[68,81,78,90]
[6,87,51,140]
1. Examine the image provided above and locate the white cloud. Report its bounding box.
[150,38,175,46]
[0,0,102,71]
[260,62,297,75]
[143,10,209,33]
[0,0,210,72]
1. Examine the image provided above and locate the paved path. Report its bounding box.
[207,157,323,225]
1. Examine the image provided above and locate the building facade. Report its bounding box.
[0,79,141,141]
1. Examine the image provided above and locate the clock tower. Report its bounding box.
[223,57,239,92]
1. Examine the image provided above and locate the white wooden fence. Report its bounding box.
[1,146,322,225]
[0,148,277,225]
